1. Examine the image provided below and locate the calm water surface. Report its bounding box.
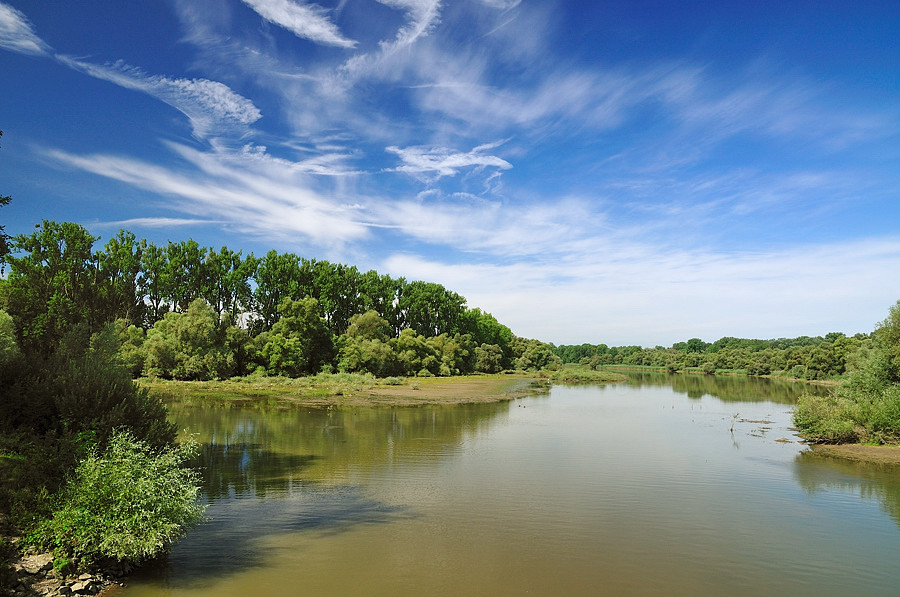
[123,375,900,596]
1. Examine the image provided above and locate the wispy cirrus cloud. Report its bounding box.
[0,3,261,141]
[56,57,261,139]
[0,2,50,56]
[97,217,222,229]
[479,0,520,9]
[240,0,356,48]
[340,0,442,80]
[375,194,603,258]
[234,143,362,176]
[376,0,442,48]
[43,146,369,248]
[386,141,511,180]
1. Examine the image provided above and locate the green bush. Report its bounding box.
[42,431,205,565]
[794,303,900,444]
[792,392,858,443]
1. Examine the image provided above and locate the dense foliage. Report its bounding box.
[40,431,205,565]
[1,221,557,380]
[794,301,900,444]
[555,332,867,381]
[0,321,187,566]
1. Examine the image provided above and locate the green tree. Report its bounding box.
[258,298,334,376]
[510,337,561,371]
[0,309,21,368]
[359,270,403,334]
[398,280,467,338]
[474,343,504,373]
[337,311,395,376]
[4,221,100,355]
[251,250,304,333]
[111,319,147,378]
[143,299,234,380]
[204,247,257,320]
[874,300,900,382]
[427,333,474,376]
[390,328,440,376]
[139,241,173,325]
[344,310,392,342]
[165,240,208,313]
[43,430,204,565]
[98,230,146,325]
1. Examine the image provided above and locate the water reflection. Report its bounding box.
[794,451,900,529]
[121,375,900,596]
[621,371,830,403]
[171,400,513,486]
[196,443,319,499]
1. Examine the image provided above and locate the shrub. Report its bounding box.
[42,431,205,565]
[792,392,858,443]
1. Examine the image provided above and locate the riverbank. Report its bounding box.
[807,444,900,466]
[138,372,554,408]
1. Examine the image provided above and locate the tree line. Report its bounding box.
[554,332,870,381]
[0,220,561,380]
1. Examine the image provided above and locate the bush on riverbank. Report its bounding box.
[794,301,900,444]
[40,431,205,565]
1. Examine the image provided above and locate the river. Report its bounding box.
[121,374,900,596]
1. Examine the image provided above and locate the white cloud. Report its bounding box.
[386,141,511,179]
[97,217,221,229]
[479,0,521,9]
[56,57,262,139]
[374,194,605,258]
[340,0,441,80]
[43,146,370,248]
[235,143,362,176]
[383,237,900,346]
[240,0,356,48]
[0,2,51,56]
[375,0,442,47]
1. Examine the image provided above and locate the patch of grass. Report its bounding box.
[139,373,546,407]
[548,367,627,384]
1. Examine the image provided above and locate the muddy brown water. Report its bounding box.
[121,374,900,596]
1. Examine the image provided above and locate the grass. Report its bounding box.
[138,371,549,407]
[548,367,627,384]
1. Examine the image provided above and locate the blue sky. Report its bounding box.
[1,0,899,346]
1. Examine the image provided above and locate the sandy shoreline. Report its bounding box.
[807,443,900,465]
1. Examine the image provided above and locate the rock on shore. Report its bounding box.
[3,547,129,597]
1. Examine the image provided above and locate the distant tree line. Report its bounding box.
[554,332,870,381]
[0,220,561,381]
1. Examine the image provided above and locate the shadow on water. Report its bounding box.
[134,481,414,588]
[136,399,513,588]
[793,450,900,530]
[621,371,830,404]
